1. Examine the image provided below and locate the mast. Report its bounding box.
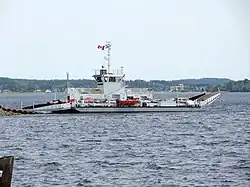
[104,41,112,73]
[66,72,69,89]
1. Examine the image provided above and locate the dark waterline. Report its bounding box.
[0,92,249,186]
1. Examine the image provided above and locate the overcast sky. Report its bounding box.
[0,0,249,80]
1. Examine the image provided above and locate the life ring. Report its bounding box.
[127,89,131,94]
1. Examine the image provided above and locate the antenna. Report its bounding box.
[104,41,112,73]
[66,72,69,88]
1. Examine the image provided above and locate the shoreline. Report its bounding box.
[0,92,45,94]
[0,91,250,95]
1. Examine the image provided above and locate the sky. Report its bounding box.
[0,0,249,81]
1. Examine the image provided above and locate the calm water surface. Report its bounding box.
[0,92,249,186]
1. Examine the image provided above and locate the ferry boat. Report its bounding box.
[23,41,221,113]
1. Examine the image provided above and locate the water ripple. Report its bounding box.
[0,92,249,186]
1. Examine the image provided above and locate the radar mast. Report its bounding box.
[104,41,111,74]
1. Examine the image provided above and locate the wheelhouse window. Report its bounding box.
[95,76,102,82]
[109,77,116,82]
[100,69,107,75]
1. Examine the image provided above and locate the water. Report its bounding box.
[0,92,249,186]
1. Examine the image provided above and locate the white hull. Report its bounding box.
[73,106,205,113]
[32,103,72,112]
[25,92,221,114]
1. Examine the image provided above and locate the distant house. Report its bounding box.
[196,86,206,91]
[34,89,42,92]
[3,89,11,93]
[45,89,52,93]
[170,84,185,92]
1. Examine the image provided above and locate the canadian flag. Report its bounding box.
[97,45,105,50]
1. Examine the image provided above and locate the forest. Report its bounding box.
[0,77,249,92]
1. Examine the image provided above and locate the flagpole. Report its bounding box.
[105,41,111,74]
[98,41,112,74]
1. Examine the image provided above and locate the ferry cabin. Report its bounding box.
[65,66,153,104]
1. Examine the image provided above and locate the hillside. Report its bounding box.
[168,78,231,85]
[0,77,249,92]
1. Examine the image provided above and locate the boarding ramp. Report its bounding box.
[197,91,221,106]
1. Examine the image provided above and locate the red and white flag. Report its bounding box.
[97,45,105,50]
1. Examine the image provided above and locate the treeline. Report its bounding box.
[0,78,96,92]
[126,78,230,91]
[220,79,250,92]
[0,77,249,92]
